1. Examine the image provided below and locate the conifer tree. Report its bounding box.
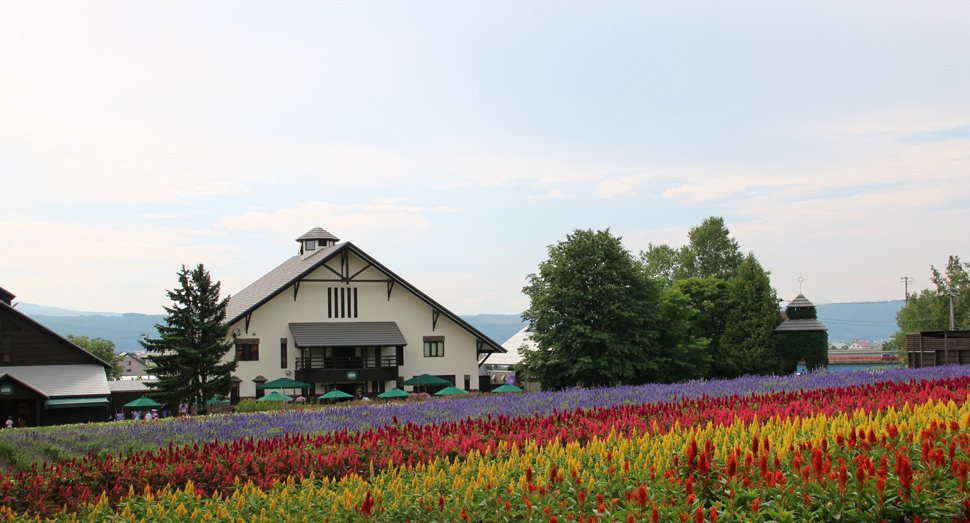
[142,264,237,414]
[717,255,782,377]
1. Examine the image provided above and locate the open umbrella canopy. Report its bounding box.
[255,378,312,390]
[401,374,452,386]
[320,389,355,399]
[490,384,524,393]
[124,396,162,408]
[206,397,230,404]
[435,386,469,396]
[256,392,292,402]
[377,388,411,398]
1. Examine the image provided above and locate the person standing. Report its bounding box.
[4,417,12,429]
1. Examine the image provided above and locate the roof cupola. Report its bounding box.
[297,227,340,259]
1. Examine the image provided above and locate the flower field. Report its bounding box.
[3,366,970,521]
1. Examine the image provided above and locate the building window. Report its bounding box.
[328,287,358,318]
[423,336,444,357]
[1,335,11,363]
[305,240,315,251]
[280,338,288,369]
[236,340,260,361]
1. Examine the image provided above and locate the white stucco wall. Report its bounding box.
[225,250,483,398]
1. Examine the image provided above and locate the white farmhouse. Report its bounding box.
[223,227,506,400]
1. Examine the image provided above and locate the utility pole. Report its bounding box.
[949,288,959,330]
[900,276,913,302]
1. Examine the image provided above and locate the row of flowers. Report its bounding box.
[2,365,966,469]
[3,372,970,519]
[8,383,970,521]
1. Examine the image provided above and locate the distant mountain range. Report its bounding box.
[17,299,904,352]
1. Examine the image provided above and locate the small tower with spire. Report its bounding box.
[774,294,829,374]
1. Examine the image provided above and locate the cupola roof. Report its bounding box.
[296,227,339,243]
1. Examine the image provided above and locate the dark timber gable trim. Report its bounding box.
[0,302,113,369]
[225,242,506,354]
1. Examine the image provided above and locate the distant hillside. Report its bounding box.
[16,302,123,317]
[22,300,904,354]
[460,314,527,345]
[815,300,905,343]
[29,314,163,353]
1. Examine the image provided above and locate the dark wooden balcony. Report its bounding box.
[294,354,400,384]
[295,355,399,370]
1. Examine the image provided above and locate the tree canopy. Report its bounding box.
[523,219,786,389]
[893,256,970,358]
[66,335,123,380]
[677,216,744,280]
[141,264,237,414]
[521,229,662,389]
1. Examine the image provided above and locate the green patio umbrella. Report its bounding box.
[400,374,452,386]
[490,384,524,393]
[256,391,292,402]
[435,386,469,396]
[320,389,354,399]
[124,396,162,408]
[206,397,230,404]
[255,378,312,390]
[377,388,411,398]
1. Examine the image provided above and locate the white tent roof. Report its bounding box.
[489,326,535,366]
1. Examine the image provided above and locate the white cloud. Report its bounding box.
[530,190,572,200]
[219,200,435,245]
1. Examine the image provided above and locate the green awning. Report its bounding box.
[255,378,312,390]
[45,397,109,409]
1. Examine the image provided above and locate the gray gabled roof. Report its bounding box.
[225,243,342,321]
[289,322,407,348]
[0,365,111,398]
[108,380,155,392]
[785,294,816,309]
[774,318,828,332]
[224,240,506,354]
[297,227,340,242]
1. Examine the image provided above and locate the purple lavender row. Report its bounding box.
[2,365,966,468]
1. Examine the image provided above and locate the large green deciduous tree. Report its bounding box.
[521,229,662,389]
[141,264,237,414]
[638,243,680,287]
[66,335,123,380]
[892,256,970,359]
[677,216,744,280]
[717,255,782,378]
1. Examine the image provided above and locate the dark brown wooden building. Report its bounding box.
[0,286,113,426]
[906,331,970,368]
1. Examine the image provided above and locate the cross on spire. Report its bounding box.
[796,274,806,294]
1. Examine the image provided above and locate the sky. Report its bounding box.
[1,1,968,316]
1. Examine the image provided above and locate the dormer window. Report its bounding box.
[305,240,316,251]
